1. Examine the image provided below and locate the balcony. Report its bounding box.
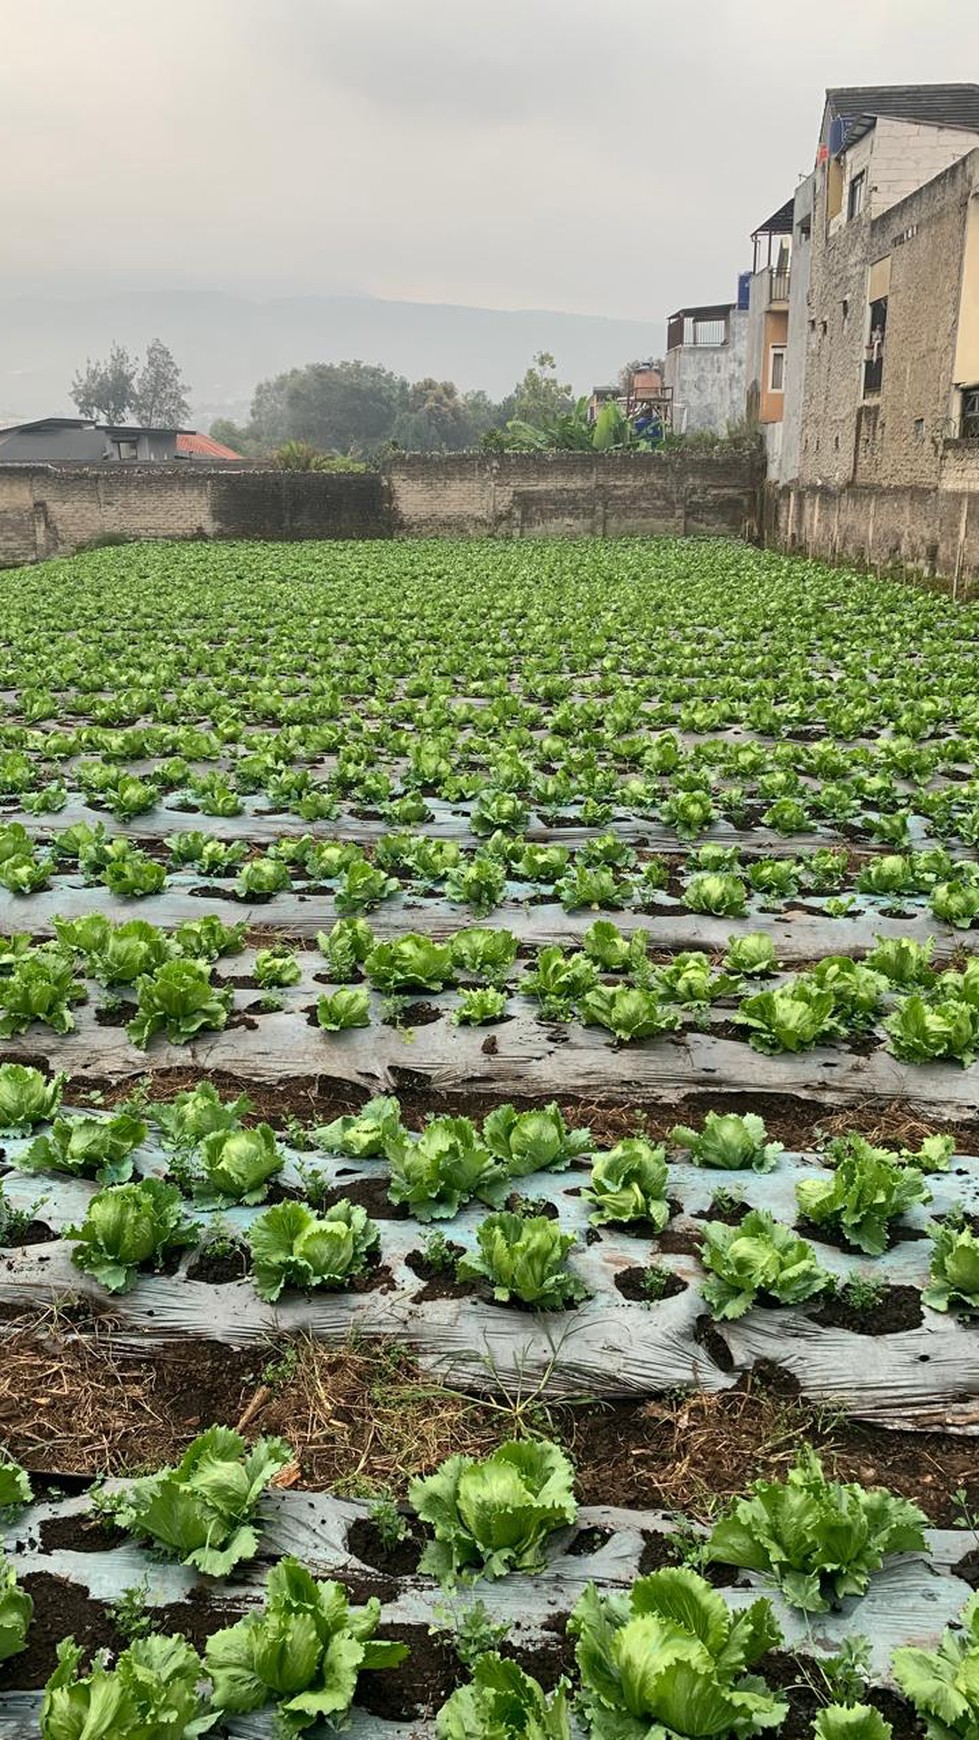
[666,304,733,351]
[769,267,791,306]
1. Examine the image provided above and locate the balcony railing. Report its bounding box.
[769,267,791,304]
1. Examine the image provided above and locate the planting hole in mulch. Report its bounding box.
[637,1528,742,1587]
[346,1514,426,1577]
[1,1221,55,1249]
[382,1002,442,1028]
[319,1174,407,1220]
[809,1285,925,1336]
[505,1620,577,1692]
[797,1217,928,1254]
[614,1265,689,1304]
[357,1623,465,1721]
[953,1547,979,1589]
[186,1242,250,1285]
[404,1245,474,1302]
[759,1652,921,1740]
[566,1524,614,1556]
[39,1512,126,1553]
[693,1313,735,1372]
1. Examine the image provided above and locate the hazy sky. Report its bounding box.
[4,0,979,320]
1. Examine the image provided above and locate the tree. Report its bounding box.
[69,343,136,422]
[512,352,572,424]
[69,339,190,426]
[131,339,190,427]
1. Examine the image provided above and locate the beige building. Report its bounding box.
[790,85,979,489]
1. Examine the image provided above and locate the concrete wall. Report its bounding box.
[799,149,979,489]
[0,451,765,566]
[779,175,814,486]
[663,313,748,434]
[769,457,979,587]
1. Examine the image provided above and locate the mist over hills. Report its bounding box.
[0,289,662,429]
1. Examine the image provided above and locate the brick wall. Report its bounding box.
[0,451,763,566]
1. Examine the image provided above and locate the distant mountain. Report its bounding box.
[0,290,662,428]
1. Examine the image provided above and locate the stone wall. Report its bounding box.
[768,469,979,588]
[0,451,764,566]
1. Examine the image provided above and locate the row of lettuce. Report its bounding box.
[1,1426,976,1737]
[9,820,979,924]
[2,1070,976,1315]
[6,907,979,1062]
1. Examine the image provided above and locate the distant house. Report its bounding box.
[745,198,794,474]
[0,417,241,463]
[662,296,749,435]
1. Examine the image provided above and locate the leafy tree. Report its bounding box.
[70,343,136,422]
[130,339,190,427]
[512,351,572,423]
[209,417,258,456]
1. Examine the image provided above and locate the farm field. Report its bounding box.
[1,535,979,1735]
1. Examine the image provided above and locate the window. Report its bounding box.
[962,388,979,439]
[864,295,887,395]
[848,170,866,220]
[113,439,139,460]
[913,418,925,442]
[769,346,786,393]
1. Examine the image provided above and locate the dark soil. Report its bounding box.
[506,1192,559,1219]
[387,1001,443,1028]
[186,1242,250,1285]
[566,1524,613,1556]
[694,1313,735,1371]
[346,1514,426,1577]
[638,1528,742,1586]
[404,1244,474,1302]
[0,1572,249,1690]
[614,1265,689,1303]
[506,1618,577,1693]
[94,1004,130,1027]
[357,1622,465,1721]
[953,1547,979,1589]
[656,1226,703,1255]
[810,1284,925,1335]
[759,1652,922,1740]
[320,1174,407,1220]
[797,1216,928,1254]
[39,1512,127,1553]
[1,1220,55,1248]
[695,1199,751,1228]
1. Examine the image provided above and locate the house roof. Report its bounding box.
[176,432,242,461]
[825,84,979,150]
[751,198,795,237]
[0,417,194,439]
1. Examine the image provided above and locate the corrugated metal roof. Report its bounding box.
[826,84,979,134]
[175,432,242,460]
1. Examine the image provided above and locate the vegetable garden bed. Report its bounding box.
[2,536,979,1737]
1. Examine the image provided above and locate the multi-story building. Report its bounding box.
[782,84,979,488]
[662,292,749,435]
[745,199,794,473]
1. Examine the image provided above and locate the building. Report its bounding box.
[0,417,241,463]
[663,294,749,435]
[586,363,673,437]
[785,84,979,488]
[745,199,794,474]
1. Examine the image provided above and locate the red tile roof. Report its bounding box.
[176,432,242,460]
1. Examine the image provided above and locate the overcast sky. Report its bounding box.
[4,0,979,320]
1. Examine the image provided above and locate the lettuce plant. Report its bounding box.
[583,1139,670,1228]
[316,986,371,1030]
[930,881,979,929]
[884,995,979,1066]
[653,952,739,1010]
[0,1452,32,1510]
[409,1439,576,1585]
[578,985,681,1043]
[317,915,375,981]
[88,919,172,986]
[520,945,598,1020]
[893,1592,979,1740]
[0,951,85,1037]
[735,982,838,1054]
[699,1210,832,1319]
[813,1707,893,1740]
[706,1448,928,1612]
[247,1199,379,1300]
[172,915,246,960]
[796,1151,930,1255]
[444,854,507,913]
[317,1094,403,1157]
[20,1110,147,1185]
[386,1116,507,1219]
[235,854,292,899]
[457,1212,588,1308]
[454,986,508,1025]
[670,1112,782,1172]
[483,1102,592,1177]
[205,1556,407,1730]
[254,945,302,988]
[154,1080,253,1148]
[195,1122,284,1206]
[0,1554,31,1665]
[582,920,647,972]
[100,1425,292,1575]
[65,1178,197,1293]
[807,957,889,1030]
[364,933,454,991]
[334,858,399,913]
[126,958,233,1048]
[449,925,519,983]
[683,873,749,917]
[0,1062,65,1132]
[864,935,936,988]
[570,1567,786,1740]
[923,1216,979,1312]
[723,932,778,977]
[40,1634,211,1740]
[435,1653,570,1739]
